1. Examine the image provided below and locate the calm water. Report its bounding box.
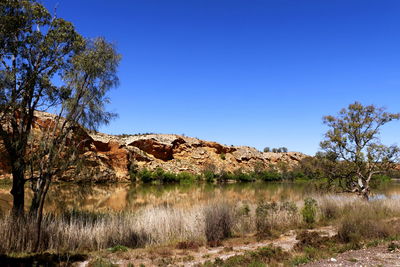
[1,181,400,213]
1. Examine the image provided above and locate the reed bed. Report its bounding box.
[2,194,400,253]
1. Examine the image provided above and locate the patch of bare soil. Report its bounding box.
[304,242,400,267]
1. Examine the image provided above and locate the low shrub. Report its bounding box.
[107,245,128,253]
[220,153,226,160]
[319,199,340,222]
[301,198,318,226]
[337,205,393,243]
[203,170,216,183]
[204,202,234,246]
[257,171,282,182]
[294,231,330,250]
[255,201,299,238]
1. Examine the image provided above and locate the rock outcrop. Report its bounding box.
[0,112,307,181]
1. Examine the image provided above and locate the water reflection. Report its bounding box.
[1,181,400,213]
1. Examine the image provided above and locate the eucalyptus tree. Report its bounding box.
[0,0,120,219]
[320,102,400,199]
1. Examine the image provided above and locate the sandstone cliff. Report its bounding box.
[0,112,307,181]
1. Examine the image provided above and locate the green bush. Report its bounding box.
[138,168,155,183]
[220,153,226,160]
[203,170,215,183]
[234,172,254,182]
[258,171,282,181]
[301,198,318,226]
[107,245,128,253]
[255,201,276,238]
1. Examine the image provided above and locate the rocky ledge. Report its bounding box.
[0,112,307,181]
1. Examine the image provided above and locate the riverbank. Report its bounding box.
[2,194,400,266]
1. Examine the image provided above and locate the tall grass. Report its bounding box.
[3,194,400,253]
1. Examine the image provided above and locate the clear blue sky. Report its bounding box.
[42,0,400,155]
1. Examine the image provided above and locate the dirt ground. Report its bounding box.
[304,243,400,267]
[77,226,400,266]
[78,226,337,267]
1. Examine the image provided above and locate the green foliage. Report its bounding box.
[370,174,391,188]
[257,170,282,181]
[107,245,128,253]
[135,168,198,184]
[0,0,121,216]
[320,102,400,198]
[263,147,270,153]
[203,170,216,183]
[220,153,226,160]
[233,170,255,182]
[137,168,155,183]
[131,164,322,185]
[301,198,317,226]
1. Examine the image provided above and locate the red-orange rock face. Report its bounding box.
[0,112,307,181]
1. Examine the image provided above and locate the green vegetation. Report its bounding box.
[301,198,318,226]
[263,147,288,153]
[107,245,129,253]
[130,167,198,184]
[129,163,324,184]
[320,102,400,199]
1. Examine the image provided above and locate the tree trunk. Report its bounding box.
[10,165,25,216]
[29,178,46,217]
[31,175,51,252]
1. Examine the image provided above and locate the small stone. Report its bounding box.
[330,258,337,262]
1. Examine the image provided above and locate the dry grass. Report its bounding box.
[204,201,234,246]
[3,194,400,254]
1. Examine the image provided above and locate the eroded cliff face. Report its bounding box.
[0,112,307,181]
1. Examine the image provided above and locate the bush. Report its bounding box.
[301,198,318,226]
[319,199,340,221]
[137,168,154,183]
[220,153,226,160]
[337,208,393,243]
[255,202,276,238]
[204,202,234,246]
[234,172,254,182]
[107,245,128,253]
[203,170,215,183]
[135,168,197,184]
[294,231,330,250]
[255,201,299,238]
[258,171,282,181]
[177,172,196,183]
